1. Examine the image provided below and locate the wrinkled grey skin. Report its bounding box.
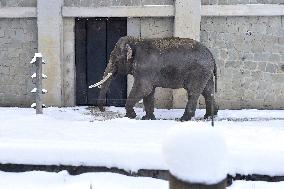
[98,36,218,121]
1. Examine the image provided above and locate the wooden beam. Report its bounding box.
[202,4,284,16]
[0,7,37,18]
[62,5,174,17]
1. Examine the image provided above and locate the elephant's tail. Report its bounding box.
[213,59,217,93]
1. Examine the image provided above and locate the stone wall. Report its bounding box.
[64,0,284,6]
[0,0,36,7]
[0,1,283,109]
[0,18,37,106]
[201,16,284,109]
[64,0,173,6]
[201,0,284,4]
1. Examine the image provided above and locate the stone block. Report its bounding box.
[0,31,4,38]
[265,63,278,73]
[225,61,241,68]
[141,17,173,38]
[244,61,258,70]
[268,53,281,62]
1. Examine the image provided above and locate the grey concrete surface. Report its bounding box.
[0,18,37,107]
[201,16,284,109]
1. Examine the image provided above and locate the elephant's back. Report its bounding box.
[137,37,198,51]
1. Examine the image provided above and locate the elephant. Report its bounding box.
[91,36,218,121]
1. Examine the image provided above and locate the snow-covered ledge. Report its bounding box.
[202,4,284,16]
[0,7,36,18]
[0,4,283,19]
[62,5,175,18]
[62,4,284,18]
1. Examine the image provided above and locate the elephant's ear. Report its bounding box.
[126,44,133,62]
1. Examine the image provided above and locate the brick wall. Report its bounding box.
[0,18,37,106]
[201,16,284,109]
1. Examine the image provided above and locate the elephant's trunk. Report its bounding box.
[97,59,116,111]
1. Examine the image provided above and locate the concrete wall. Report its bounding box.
[0,18,37,106]
[201,16,284,109]
[63,18,75,106]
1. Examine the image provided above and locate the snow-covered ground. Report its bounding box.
[1,106,284,189]
[1,171,284,189]
[1,107,284,177]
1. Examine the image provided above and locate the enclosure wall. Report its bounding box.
[201,16,284,109]
[0,0,283,109]
[0,18,37,106]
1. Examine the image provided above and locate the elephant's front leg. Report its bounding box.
[142,90,156,120]
[125,80,153,119]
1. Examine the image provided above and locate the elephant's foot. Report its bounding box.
[125,110,137,119]
[142,114,156,120]
[180,114,192,122]
[204,110,218,119]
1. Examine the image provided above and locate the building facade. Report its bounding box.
[0,0,283,109]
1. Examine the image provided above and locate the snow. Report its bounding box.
[30,53,43,64]
[0,171,168,189]
[1,171,284,189]
[229,180,284,189]
[163,125,228,184]
[30,103,46,108]
[30,88,48,93]
[31,73,48,79]
[31,88,37,93]
[0,107,284,177]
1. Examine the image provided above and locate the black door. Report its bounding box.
[75,18,127,106]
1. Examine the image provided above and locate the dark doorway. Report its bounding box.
[75,18,127,106]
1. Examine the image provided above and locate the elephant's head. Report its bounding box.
[92,36,137,111]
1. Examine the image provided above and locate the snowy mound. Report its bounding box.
[163,125,228,185]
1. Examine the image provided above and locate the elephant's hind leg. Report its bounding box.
[181,72,210,121]
[202,77,218,119]
[142,90,156,120]
[125,79,153,119]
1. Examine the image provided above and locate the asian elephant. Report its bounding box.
[92,36,218,121]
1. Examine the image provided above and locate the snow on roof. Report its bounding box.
[163,125,228,185]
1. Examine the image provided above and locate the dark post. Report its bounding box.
[170,174,226,189]
[35,56,43,114]
[31,53,47,114]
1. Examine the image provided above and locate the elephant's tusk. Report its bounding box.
[89,73,113,89]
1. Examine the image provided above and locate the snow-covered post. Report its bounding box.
[163,125,228,189]
[30,53,47,114]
